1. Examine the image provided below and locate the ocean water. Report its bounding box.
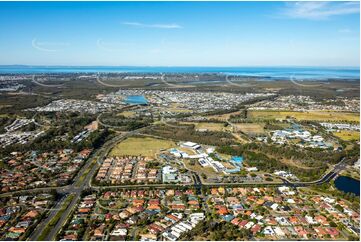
[0,66,359,80]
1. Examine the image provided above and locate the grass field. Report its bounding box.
[333,130,360,141]
[206,110,243,121]
[181,122,227,132]
[234,123,265,135]
[165,107,193,113]
[183,159,218,178]
[196,122,228,131]
[109,137,176,158]
[249,110,360,122]
[117,111,136,118]
[218,153,232,160]
[161,103,193,114]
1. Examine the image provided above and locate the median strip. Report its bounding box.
[37,194,75,241]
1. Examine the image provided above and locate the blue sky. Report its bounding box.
[0,1,359,66]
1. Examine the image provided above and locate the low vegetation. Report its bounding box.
[333,130,360,141]
[249,110,360,122]
[143,124,238,147]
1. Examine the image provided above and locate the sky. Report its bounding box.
[0,1,359,67]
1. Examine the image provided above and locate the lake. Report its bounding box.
[334,176,360,196]
[124,95,148,105]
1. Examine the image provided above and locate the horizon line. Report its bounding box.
[0,64,359,69]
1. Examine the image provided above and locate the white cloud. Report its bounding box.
[281,1,359,20]
[122,21,182,29]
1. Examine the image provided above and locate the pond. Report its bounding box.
[334,176,360,196]
[124,95,148,105]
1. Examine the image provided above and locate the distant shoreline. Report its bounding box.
[0,66,359,80]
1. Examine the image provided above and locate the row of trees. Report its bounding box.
[180,220,251,241]
[144,124,237,147]
[100,113,153,131]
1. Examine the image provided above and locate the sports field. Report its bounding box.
[109,137,176,158]
[249,110,359,122]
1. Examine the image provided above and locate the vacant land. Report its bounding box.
[109,137,176,158]
[160,103,193,114]
[165,107,193,113]
[206,110,243,121]
[249,110,360,122]
[183,159,218,178]
[181,122,227,132]
[333,130,360,141]
[117,111,136,118]
[234,123,265,135]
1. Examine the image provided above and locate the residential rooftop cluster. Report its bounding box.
[0,149,92,192]
[0,81,25,92]
[0,116,41,149]
[96,156,159,185]
[59,194,97,241]
[58,189,205,241]
[96,93,126,105]
[0,75,31,81]
[206,186,359,240]
[249,95,360,112]
[114,89,275,113]
[0,193,54,240]
[28,99,116,114]
[55,186,359,241]
[96,153,194,185]
[0,130,45,148]
[320,122,360,131]
[4,118,34,132]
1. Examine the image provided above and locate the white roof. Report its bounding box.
[182,141,198,147]
[271,203,279,210]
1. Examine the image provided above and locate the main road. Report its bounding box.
[27,128,144,240]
